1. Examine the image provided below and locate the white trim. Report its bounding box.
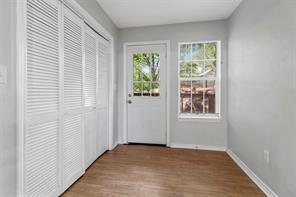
[58,3,65,193]
[123,40,171,146]
[65,0,112,41]
[166,41,171,147]
[177,40,221,120]
[170,143,226,152]
[178,114,221,122]
[108,36,115,150]
[227,149,279,197]
[110,141,119,150]
[16,0,27,196]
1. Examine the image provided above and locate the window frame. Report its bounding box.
[177,40,221,120]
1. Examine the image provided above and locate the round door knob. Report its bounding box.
[128,100,132,104]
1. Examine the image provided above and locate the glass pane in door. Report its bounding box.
[133,53,160,97]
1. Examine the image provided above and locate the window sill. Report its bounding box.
[178,114,221,122]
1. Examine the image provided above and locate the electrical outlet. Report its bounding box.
[264,150,270,164]
[0,65,7,84]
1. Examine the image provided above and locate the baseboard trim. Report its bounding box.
[109,141,119,150]
[169,143,226,152]
[227,149,278,197]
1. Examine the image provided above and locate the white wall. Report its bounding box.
[0,0,16,196]
[228,0,296,196]
[118,21,228,147]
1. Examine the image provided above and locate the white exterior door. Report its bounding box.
[127,44,167,144]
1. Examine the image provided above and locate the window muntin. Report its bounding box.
[133,53,160,97]
[178,41,220,118]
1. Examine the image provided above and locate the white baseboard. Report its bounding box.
[109,141,119,150]
[169,143,226,152]
[227,149,278,197]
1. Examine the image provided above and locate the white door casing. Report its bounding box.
[127,44,167,144]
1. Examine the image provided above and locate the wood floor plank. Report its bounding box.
[62,145,265,197]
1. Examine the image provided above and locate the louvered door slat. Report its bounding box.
[98,43,109,107]
[64,15,83,111]
[26,0,59,117]
[63,114,83,186]
[84,111,98,167]
[84,28,98,168]
[62,7,84,192]
[25,0,60,196]
[97,41,110,157]
[25,120,59,197]
[84,32,97,107]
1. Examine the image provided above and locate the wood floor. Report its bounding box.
[62,145,265,197]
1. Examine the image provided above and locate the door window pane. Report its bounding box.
[142,64,151,81]
[142,82,151,96]
[133,55,142,81]
[151,83,160,97]
[151,53,160,82]
[133,53,160,97]
[133,82,142,96]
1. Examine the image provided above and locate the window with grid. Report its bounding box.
[178,41,221,118]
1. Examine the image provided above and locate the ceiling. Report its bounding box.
[96,0,242,28]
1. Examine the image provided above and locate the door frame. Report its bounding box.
[123,41,171,146]
[16,0,116,195]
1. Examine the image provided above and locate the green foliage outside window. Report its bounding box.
[133,53,160,96]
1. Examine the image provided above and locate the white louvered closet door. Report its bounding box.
[25,0,60,196]
[84,26,99,168]
[97,38,110,156]
[62,6,84,191]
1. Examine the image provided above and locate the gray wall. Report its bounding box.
[0,0,16,196]
[74,0,119,146]
[118,21,228,147]
[228,0,296,196]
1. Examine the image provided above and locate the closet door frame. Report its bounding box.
[16,0,115,196]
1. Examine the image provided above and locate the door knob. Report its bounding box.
[128,100,132,104]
